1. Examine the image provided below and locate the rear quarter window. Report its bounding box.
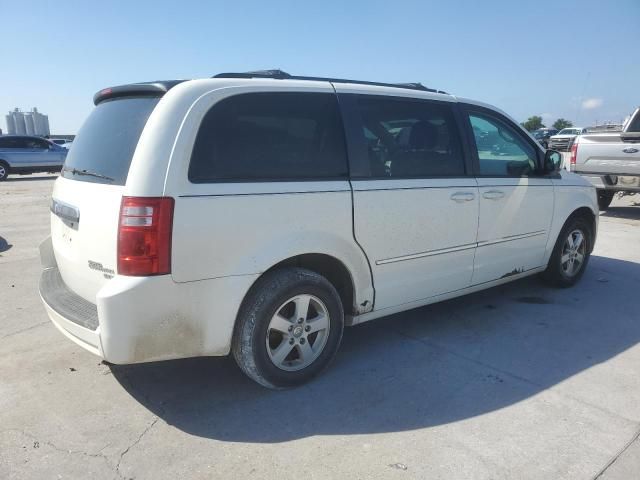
[188,92,348,182]
[61,97,159,185]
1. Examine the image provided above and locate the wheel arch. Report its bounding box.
[544,181,599,265]
[567,206,597,252]
[251,253,359,316]
[544,203,597,266]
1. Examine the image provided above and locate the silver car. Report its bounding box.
[548,128,587,152]
[0,135,67,181]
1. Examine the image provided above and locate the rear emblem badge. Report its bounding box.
[88,260,115,279]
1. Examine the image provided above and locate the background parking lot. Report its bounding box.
[2,174,640,479]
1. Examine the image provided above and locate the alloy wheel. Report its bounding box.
[265,294,330,371]
[561,229,586,277]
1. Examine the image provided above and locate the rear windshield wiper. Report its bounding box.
[63,167,114,182]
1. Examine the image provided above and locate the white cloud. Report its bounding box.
[582,98,603,110]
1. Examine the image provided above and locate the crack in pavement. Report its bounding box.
[592,425,640,480]
[391,326,640,424]
[3,428,112,468]
[393,326,640,479]
[106,366,165,479]
[3,417,161,480]
[114,417,160,480]
[0,321,49,340]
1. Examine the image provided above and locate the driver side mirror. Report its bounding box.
[543,149,562,174]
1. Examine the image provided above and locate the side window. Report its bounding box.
[354,96,465,177]
[0,137,9,148]
[12,137,28,149]
[189,92,347,182]
[24,138,45,149]
[469,113,538,177]
[35,139,51,149]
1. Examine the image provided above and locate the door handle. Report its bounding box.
[450,192,475,203]
[482,190,505,200]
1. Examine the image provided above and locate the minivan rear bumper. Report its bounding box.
[40,265,103,356]
[42,288,103,356]
[39,236,259,364]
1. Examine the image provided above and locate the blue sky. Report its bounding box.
[1,0,638,133]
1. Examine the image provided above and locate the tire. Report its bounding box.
[542,215,592,288]
[0,161,9,181]
[232,267,344,389]
[597,189,615,211]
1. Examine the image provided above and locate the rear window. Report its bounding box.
[61,97,159,185]
[188,92,348,182]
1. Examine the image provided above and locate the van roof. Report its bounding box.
[93,70,450,105]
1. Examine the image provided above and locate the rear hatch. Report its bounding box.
[51,96,160,303]
[574,133,640,176]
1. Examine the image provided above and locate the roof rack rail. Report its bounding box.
[212,70,448,94]
[214,69,291,80]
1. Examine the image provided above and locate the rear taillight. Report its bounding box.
[570,143,578,169]
[118,197,174,276]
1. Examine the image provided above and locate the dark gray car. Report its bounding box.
[531,128,559,149]
[0,135,67,181]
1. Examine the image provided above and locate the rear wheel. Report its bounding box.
[0,161,9,181]
[542,216,592,288]
[232,267,344,389]
[597,189,615,210]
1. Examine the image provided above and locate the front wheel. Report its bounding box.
[597,189,615,211]
[232,268,344,389]
[0,162,9,181]
[542,216,592,288]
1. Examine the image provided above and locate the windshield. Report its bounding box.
[61,97,159,185]
[628,113,640,132]
[558,129,578,135]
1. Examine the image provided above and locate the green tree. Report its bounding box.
[552,118,573,130]
[521,116,545,131]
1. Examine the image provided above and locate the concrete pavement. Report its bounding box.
[1,174,640,479]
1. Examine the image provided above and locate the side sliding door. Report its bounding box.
[339,91,479,311]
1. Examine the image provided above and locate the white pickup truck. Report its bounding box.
[570,107,640,210]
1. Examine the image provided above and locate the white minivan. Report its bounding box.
[40,70,598,388]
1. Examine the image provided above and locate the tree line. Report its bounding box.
[520,116,573,132]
